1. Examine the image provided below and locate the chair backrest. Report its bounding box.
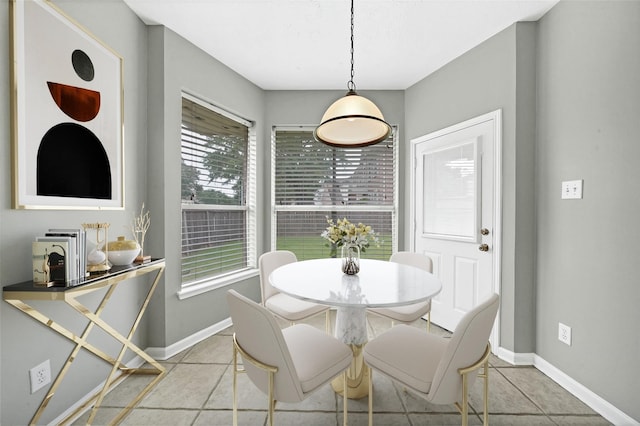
[390,251,433,273]
[226,289,305,402]
[427,293,499,404]
[259,250,297,304]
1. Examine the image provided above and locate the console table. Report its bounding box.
[3,258,166,425]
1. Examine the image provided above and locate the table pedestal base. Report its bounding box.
[331,343,369,399]
[333,306,369,398]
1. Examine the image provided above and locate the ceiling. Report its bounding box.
[123,0,559,91]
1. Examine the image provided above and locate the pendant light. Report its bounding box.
[314,0,391,148]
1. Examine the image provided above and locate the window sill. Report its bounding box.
[177,268,259,300]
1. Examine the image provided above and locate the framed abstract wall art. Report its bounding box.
[10,0,124,210]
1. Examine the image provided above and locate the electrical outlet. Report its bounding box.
[561,180,583,199]
[558,323,572,346]
[29,359,51,393]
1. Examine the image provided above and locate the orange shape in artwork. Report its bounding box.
[47,82,101,122]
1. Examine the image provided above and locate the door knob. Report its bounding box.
[480,228,490,235]
[478,244,489,252]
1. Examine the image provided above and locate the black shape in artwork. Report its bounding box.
[37,123,112,199]
[72,49,95,82]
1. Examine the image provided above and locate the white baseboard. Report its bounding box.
[496,346,638,426]
[146,317,233,360]
[495,347,536,365]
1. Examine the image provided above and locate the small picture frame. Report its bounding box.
[10,0,124,210]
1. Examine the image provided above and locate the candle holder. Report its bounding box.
[82,222,111,273]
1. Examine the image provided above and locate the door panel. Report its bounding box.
[454,256,478,312]
[411,111,500,334]
[422,138,479,242]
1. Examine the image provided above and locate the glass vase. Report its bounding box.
[341,243,360,275]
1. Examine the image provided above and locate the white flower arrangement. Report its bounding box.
[320,217,380,255]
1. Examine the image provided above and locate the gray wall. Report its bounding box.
[405,1,640,421]
[535,1,639,419]
[405,22,538,354]
[0,1,151,424]
[144,26,265,348]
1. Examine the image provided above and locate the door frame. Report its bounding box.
[409,109,502,350]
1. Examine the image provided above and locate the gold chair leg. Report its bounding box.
[427,312,431,332]
[343,370,348,426]
[326,310,331,334]
[268,370,275,426]
[368,367,373,426]
[232,345,238,426]
[233,334,280,426]
[482,360,489,426]
[457,343,492,426]
[461,372,468,426]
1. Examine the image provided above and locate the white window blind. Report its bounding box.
[272,127,397,260]
[181,94,255,286]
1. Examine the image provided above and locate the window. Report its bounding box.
[181,93,256,291]
[272,127,397,260]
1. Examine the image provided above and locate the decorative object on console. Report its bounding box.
[82,222,111,273]
[106,236,140,266]
[10,0,124,210]
[32,242,52,286]
[131,203,151,263]
[35,236,73,283]
[321,217,380,274]
[32,240,69,286]
[31,228,87,285]
[46,228,87,280]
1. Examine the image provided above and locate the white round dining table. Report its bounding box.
[269,257,442,398]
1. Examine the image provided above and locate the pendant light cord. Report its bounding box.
[348,0,356,92]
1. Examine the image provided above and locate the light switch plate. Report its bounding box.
[561,180,583,199]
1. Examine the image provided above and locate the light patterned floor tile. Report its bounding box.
[499,367,598,415]
[75,324,612,426]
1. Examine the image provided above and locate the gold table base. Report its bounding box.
[3,260,166,425]
[331,343,369,399]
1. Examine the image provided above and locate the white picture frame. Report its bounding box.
[10,0,124,210]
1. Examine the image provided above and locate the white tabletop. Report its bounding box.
[269,258,442,309]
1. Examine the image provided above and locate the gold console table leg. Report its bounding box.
[3,262,166,426]
[77,265,166,425]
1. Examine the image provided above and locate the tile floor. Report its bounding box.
[73,313,611,425]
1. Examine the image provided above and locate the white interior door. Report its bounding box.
[411,111,501,337]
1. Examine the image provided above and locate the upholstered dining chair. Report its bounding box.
[364,293,500,426]
[367,251,434,331]
[226,290,352,426]
[259,250,331,333]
